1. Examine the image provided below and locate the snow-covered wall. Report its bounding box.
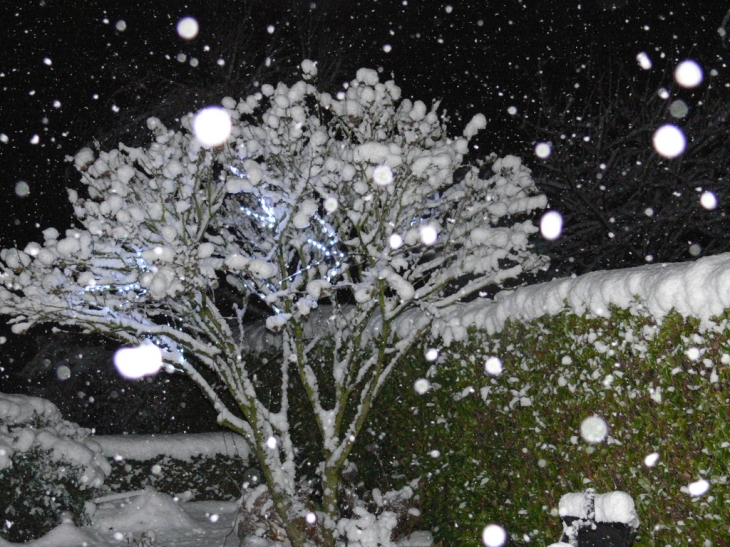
[95,432,251,462]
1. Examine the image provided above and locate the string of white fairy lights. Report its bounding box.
[228,164,347,287]
[75,163,347,364]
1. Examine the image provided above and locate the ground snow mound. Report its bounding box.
[0,522,98,547]
[92,490,197,534]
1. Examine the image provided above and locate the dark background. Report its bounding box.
[1,0,728,433]
[3,0,726,247]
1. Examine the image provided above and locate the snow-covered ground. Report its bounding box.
[0,492,246,547]
[0,486,433,547]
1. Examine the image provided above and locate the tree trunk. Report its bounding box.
[265,473,311,547]
[282,517,310,547]
[320,465,341,547]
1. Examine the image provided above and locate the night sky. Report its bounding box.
[1,0,727,248]
[0,0,728,430]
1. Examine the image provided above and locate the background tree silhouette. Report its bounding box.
[520,59,730,278]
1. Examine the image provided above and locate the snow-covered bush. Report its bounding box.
[0,61,547,547]
[234,459,423,546]
[336,482,423,547]
[0,393,110,541]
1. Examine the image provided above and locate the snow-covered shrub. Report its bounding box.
[234,471,422,547]
[0,393,110,542]
[0,61,547,547]
[336,481,423,547]
[106,453,249,501]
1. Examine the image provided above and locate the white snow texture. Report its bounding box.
[0,393,110,486]
[433,250,730,345]
[559,491,639,529]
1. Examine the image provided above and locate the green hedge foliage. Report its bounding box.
[351,302,730,546]
[106,453,249,501]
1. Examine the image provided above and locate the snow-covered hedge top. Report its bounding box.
[434,251,730,343]
[0,393,110,487]
[248,252,730,351]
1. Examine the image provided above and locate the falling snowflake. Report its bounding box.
[636,51,652,70]
[674,60,703,88]
[373,164,394,186]
[419,225,438,245]
[14,181,30,197]
[177,17,199,40]
[425,348,439,361]
[113,343,163,379]
[482,524,507,547]
[652,124,686,158]
[688,479,710,497]
[700,191,717,210]
[414,378,431,394]
[580,415,608,444]
[389,234,404,249]
[484,356,503,376]
[540,211,563,240]
[534,142,551,159]
[193,107,232,147]
[323,196,339,213]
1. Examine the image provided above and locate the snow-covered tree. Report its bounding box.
[0,61,547,546]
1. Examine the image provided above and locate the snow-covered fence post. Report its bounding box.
[0,61,548,547]
[553,490,639,547]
